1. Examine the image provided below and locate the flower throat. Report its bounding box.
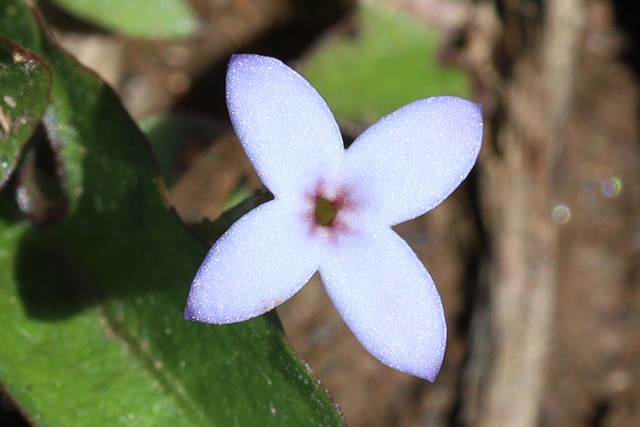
[314,197,337,226]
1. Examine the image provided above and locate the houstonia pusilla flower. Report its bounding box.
[185,54,483,381]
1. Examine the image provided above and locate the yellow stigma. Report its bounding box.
[315,197,337,226]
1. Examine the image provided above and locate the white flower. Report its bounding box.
[185,54,483,381]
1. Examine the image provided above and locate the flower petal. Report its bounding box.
[185,199,320,324]
[319,226,446,381]
[226,54,344,198]
[344,96,482,225]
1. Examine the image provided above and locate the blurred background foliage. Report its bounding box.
[301,6,469,123]
[47,0,199,39]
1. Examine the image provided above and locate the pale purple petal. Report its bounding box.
[185,199,321,324]
[318,226,446,381]
[344,96,482,225]
[226,54,344,198]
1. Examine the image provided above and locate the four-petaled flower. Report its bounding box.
[185,54,483,381]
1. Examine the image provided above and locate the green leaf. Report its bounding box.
[49,0,198,39]
[0,38,51,188]
[300,6,470,123]
[0,1,343,425]
[0,0,41,50]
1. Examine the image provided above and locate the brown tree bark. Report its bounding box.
[453,0,640,425]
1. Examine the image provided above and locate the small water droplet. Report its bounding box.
[12,52,25,63]
[552,205,571,224]
[3,95,16,108]
[177,18,195,35]
[602,177,622,198]
[16,186,31,213]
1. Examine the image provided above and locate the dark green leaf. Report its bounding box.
[0,38,50,188]
[0,0,343,425]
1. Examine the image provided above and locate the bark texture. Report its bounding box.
[453,0,640,425]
